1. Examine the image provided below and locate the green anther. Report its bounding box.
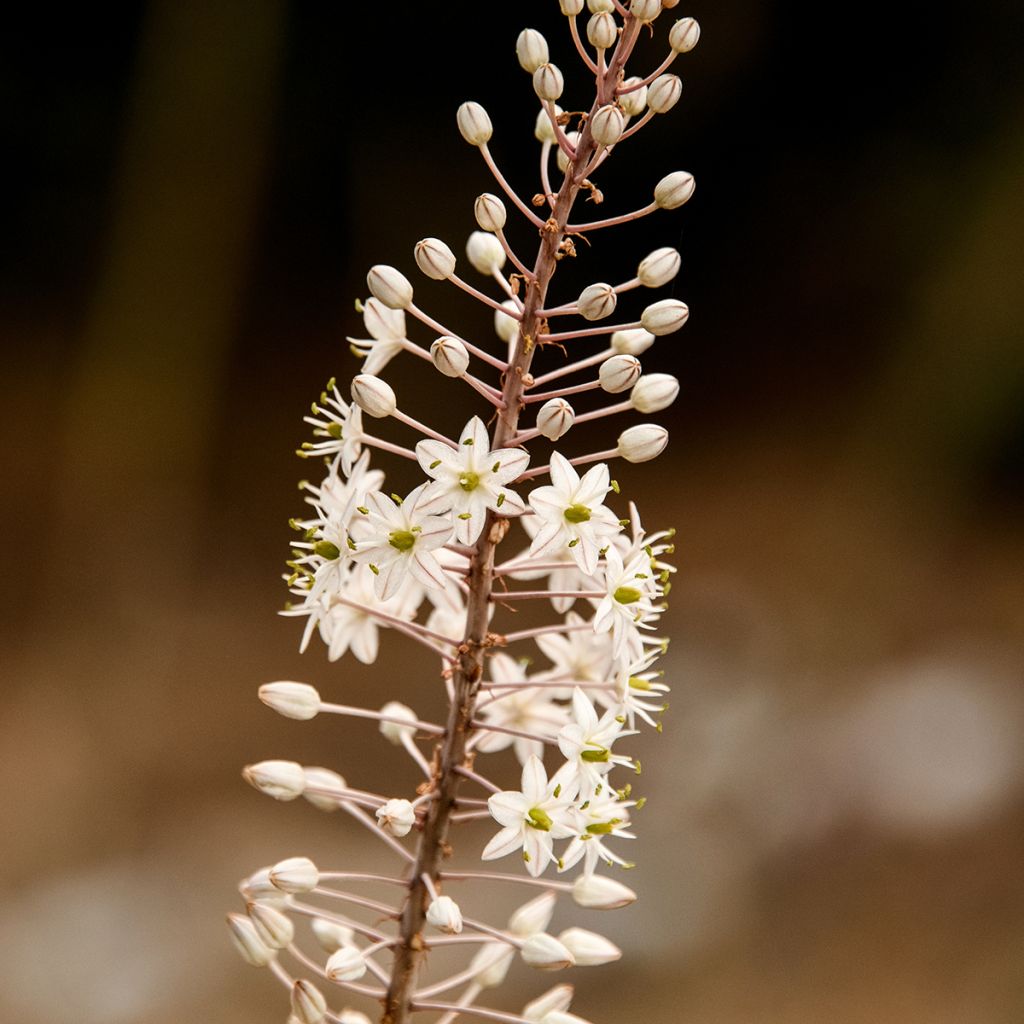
[313,540,341,560]
[310,402,319,414]
[459,471,480,493]
[304,528,317,541]
[463,437,474,445]
[586,821,616,835]
[288,518,300,530]
[326,377,336,391]
[349,344,362,358]
[553,783,561,798]
[429,459,442,469]
[564,503,592,524]
[327,422,342,439]
[611,479,620,494]
[391,493,403,505]
[527,807,553,832]
[496,493,505,507]
[346,537,357,551]
[619,518,630,527]
[357,506,369,515]
[457,513,472,520]
[492,461,501,473]
[567,538,579,548]
[629,675,650,691]
[645,544,654,557]
[581,747,610,763]
[300,442,314,450]
[636,797,647,809]
[354,299,364,313]
[369,563,379,575]
[286,574,298,587]
[388,530,417,552]
[614,586,643,604]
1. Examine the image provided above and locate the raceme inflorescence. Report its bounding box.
[227,4,699,1023]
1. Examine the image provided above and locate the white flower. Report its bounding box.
[351,484,452,600]
[511,520,594,615]
[557,688,636,797]
[591,546,663,666]
[416,417,529,544]
[527,453,621,575]
[347,297,408,375]
[561,790,637,875]
[376,797,416,837]
[535,611,615,684]
[602,650,670,730]
[483,756,577,877]
[301,380,365,475]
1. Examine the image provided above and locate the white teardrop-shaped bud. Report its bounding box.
[325,945,367,983]
[535,104,564,144]
[618,76,647,117]
[578,282,617,321]
[669,16,700,52]
[557,130,582,173]
[414,237,456,280]
[647,73,683,114]
[611,327,656,355]
[654,170,695,209]
[559,0,585,14]
[641,298,689,335]
[637,246,680,288]
[301,766,346,812]
[631,372,679,413]
[516,28,550,72]
[509,890,557,936]
[474,193,507,232]
[227,913,274,967]
[587,0,615,13]
[362,296,405,340]
[337,1012,373,1024]
[557,927,622,966]
[366,264,413,310]
[270,856,320,894]
[599,354,641,393]
[523,984,575,1022]
[521,932,575,970]
[494,299,520,343]
[466,231,507,275]
[470,943,516,988]
[533,62,565,102]
[247,901,295,949]
[586,12,617,49]
[426,895,464,934]
[571,873,638,909]
[457,101,493,146]
[350,374,396,418]
[536,398,575,440]
[243,760,306,801]
[290,979,327,1024]
[431,336,469,378]
[617,423,668,463]
[240,867,288,904]
[630,0,662,22]
[589,104,625,147]
[379,700,418,744]
[311,917,355,953]
[258,681,321,720]
[375,797,416,837]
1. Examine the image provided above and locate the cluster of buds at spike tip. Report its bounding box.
[229,5,703,1023]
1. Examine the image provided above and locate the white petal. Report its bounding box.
[417,439,458,478]
[548,451,579,495]
[488,791,529,827]
[408,550,448,591]
[489,447,530,484]
[520,755,547,804]
[482,826,524,861]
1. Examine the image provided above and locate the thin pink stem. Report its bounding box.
[516,447,618,481]
[618,107,656,143]
[493,589,602,601]
[392,408,457,447]
[569,15,599,74]
[325,597,458,650]
[543,100,577,160]
[617,49,678,93]
[538,320,642,343]
[450,272,522,317]
[539,140,556,207]
[412,1002,533,1024]
[361,434,419,461]
[408,302,508,370]
[501,620,593,643]
[341,802,415,862]
[454,765,500,793]
[567,201,658,233]
[313,887,401,918]
[491,269,524,309]
[522,378,601,403]
[479,144,546,229]
[530,347,613,387]
[494,227,533,279]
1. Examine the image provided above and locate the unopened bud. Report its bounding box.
[376,797,416,837]
[654,170,695,210]
[414,237,456,280]
[618,77,647,117]
[259,681,321,720]
[466,231,507,275]
[510,890,557,936]
[637,246,680,287]
[536,398,575,441]
[586,12,617,49]
[669,16,700,53]
[337,1013,372,1024]
[589,104,625,147]
[240,867,287,904]
[311,917,355,953]
[611,327,655,355]
[227,913,274,967]
[243,760,305,801]
[559,0,585,14]
[290,979,327,1024]
[523,984,575,1022]
[578,282,617,321]
[648,73,683,114]
[630,0,662,22]
[557,927,622,966]
[426,895,464,934]
[494,299,520,343]
[521,932,575,970]
[557,131,582,173]
[516,28,550,72]
[474,193,507,232]
[301,766,346,812]
[431,336,469,378]
[351,374,396,418]
[470,943,515,987]
[571,872,638,909]
[533,62,565,102]
[535,104,564,144]
[248,901,295,949]
[325,946,367,983]
[631,373,679,413]
[457,101,493,146]
[618,423,668,463]
[641,298,689,335]
[366,264,413,309]
[379,700,418,743]
[599,354,641,393]
[588,0,615,10]
[270,856,319,894]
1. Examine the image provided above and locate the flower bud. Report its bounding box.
[494,299,520,343]
[533,62,565,102]
[474,193,507,232]
[516,28,550,72]
[311,917,355,953]
[243,759,305,801]
[637,246,680,288]
[270,856,319,894]
[618,423,668,463]
[325,946,367,983]
[599,354,641,393]
[571,872,638,909]
[337,1013,372,1024]
[227,913,274,967]
[521,932,575,970]
[366,264,413,310]
[534,104,564,144]
[630,0,662,22]
[290,979,327,1024]
[611,327,655,355]
[426,895,464,934]
[379,700,418,744]
[259,681,321,721]
[654,170,695,209]
[641,298,689,335]
[362,296,405,340]
[557,927,622,966]
[301,766,346,812]
[414,237,456,280]
[618,77,647,117]
[466,231,507,275]
[631,373,679,413]
[536,398,575,441]
[470,943,515,987]
[457,101,493,145]
[589,104,624,147]
[248,901,295,949]
[588,0,615,13]
[431,336,469,378]
[523,984,575,1022]
[648,73,683,114]
[350,374,396,418]
[578,282,617,321]
[559,0,584,13]
[557,131,581,173]
[509,890,557,936]
[546,1013,594,1024]
[586,12,617,49]
[240,867,287,904]
[669,16,700,53]
[376,797,416,837]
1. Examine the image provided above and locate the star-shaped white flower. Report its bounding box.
[416,417,529,544]
[560,790,637,876]
[591,546,663,666]
[601,649,671,730]
[348,297,408,375]
[534,611,615,692]
[527,453,621,575]
[557,688,636,798]
[301,381,364,476]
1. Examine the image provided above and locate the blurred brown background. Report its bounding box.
[2,2,1023,1022]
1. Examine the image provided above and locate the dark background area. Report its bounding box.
[2,3,1023,1022]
